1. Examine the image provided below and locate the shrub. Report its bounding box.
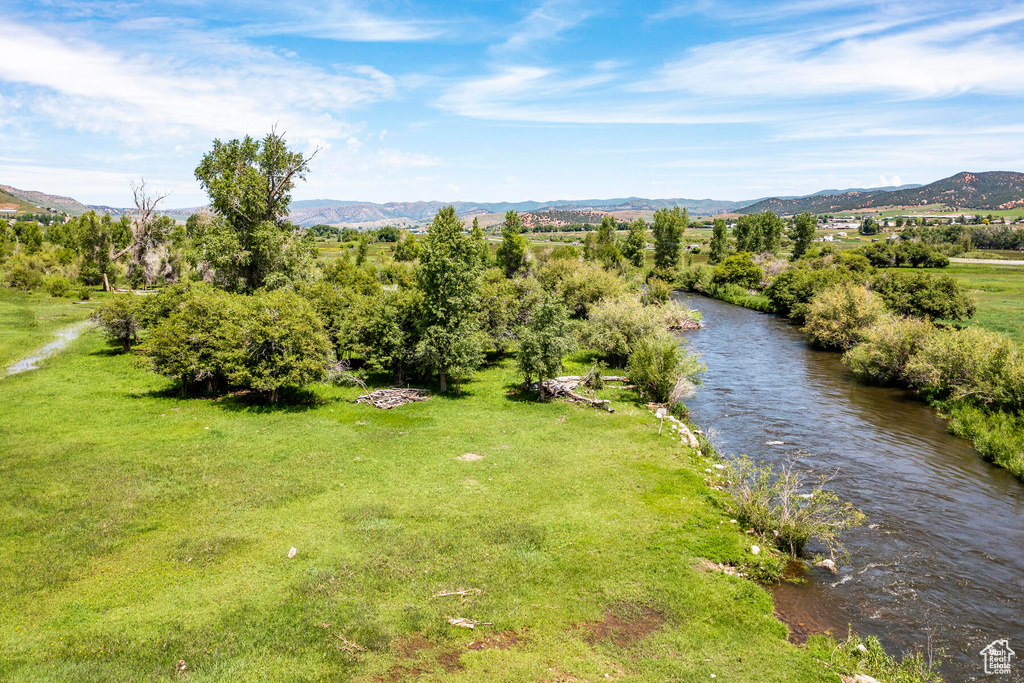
[537,258,628,318]
[94,294,145,352]
[947,404,1024,478]
[859,241,949,268]
[45,276,72,298]
[803,282,888,350]
[230,290,332,402]
[870,270,975,321]
[76,286,92,301]
[548,245,580,261]
[764,267,855,322]
[905,326,1023,410]
[626,333,705,404]
[582,295,663,367]
[843,317,936,385]
[641,277,671,305]
[147,287,243,395]
[724,457,865,560]
[679,265,713,293]
[711,252,763,290]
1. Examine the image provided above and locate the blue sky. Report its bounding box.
[2,0,1024,207]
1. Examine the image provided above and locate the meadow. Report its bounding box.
[921,262,1024,342]
[0,293,837,682]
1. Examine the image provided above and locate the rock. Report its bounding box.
[750,545,760,555]
[677,423,700,449]
[815,559,837,574]
[288,547,297,559]
[712,464,725,470]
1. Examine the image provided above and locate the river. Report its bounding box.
[677,293,1024,682]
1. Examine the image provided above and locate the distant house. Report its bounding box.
[0,204,18,215]
[835,232,847,237]
[822,235,834,242]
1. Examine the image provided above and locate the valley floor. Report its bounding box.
[0,293,836,682]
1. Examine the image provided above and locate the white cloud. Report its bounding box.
[642,6,1024,98]
[0,22,396,145]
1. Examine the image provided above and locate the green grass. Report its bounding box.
[915,263,1024,343]
[0,288,97,367]
[0,320,837,681]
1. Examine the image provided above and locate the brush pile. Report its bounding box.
[355,388,431,409]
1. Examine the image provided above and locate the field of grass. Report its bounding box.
[0,288,97,367]
[925,263,1024,343]
[0,309,837,681]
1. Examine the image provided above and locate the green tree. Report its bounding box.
[94,294,145,352]
[793,213,817,259]
[231,290,330,402]
[760,211,784,255]
[495,210,528,277]
[597,214,617,245]
[193,130,318,292]
[859,217,880,235]
[471,216,490,267]
[356,235,369,266]
[711,252,763,290]
[517,295,575,384]
[415,206,484,392]
[621,218,647,268]
[651,206,687,272]
[709,218,729,264]
[732,214,761,253]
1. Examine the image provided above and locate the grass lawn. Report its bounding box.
[928,263,1024,343]
[0,321,836,681]
[0,288,97,368]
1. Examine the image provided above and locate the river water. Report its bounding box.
[677,294,1024,682]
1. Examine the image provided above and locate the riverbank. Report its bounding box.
[0,312,847,681]
[676,293,1022,681]
[680,276,1024,482]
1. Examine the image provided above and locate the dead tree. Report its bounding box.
[111,179,172,288]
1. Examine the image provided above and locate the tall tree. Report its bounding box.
[415,206,484,393]
[621,218,647,268]
[651,206,687,272]
[709,218,729,264]
[733,214,761,253]
[597,214,618,245]
[760,211,784,255]
[495,210,528,277]
[792,212,817,259]
[516,295,575,385]
[194,129,319,292]
[471,216,490,267]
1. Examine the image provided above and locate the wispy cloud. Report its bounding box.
[494,0,598,53]
[641,6,1024,98]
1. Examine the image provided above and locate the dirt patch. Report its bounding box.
[437,650,464,673]
[456,452,484,461]
[394,634,430,659]
[467,630,520,651]
[579,606,665,648]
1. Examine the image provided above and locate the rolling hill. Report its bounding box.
[0,184,87,215]
[738,171,1024,215]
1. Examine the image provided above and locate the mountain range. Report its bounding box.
[2,171,1021,226]
[737,171,1024,215]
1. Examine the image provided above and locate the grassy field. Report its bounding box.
[925,263,1024,343]
[0,289,97,367]
[0,306,837,681]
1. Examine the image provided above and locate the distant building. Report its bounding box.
[0,204,18,215]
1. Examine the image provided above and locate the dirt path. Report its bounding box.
[6,321,93,376]
[949,257,1024,266]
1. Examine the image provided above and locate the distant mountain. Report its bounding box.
[286,197,749,227]
[738,172,1024,215]
[0,184,87,215]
